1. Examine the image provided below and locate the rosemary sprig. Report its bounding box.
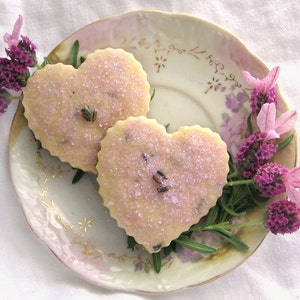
[218,197,246,217]
[152,252,162,273]
[175,235,218,254]
[68,40,80,68]
[211,229,249,251]
[72,168,85,184]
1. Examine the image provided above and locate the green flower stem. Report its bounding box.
[191,220,263,232]
[36,57,51,69]
[227,171,238,179]
[225,179,254,187]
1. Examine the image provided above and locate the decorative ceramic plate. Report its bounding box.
[8,11,297,294]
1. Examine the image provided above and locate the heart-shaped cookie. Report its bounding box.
[22,48,150,173]
[96,116,229,253]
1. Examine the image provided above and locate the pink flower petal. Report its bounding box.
[257,103,297,140]
[282,167,300,205]
[285,185,300,207]
[283,167,300,188]
[242,66,280,94]
[275,110,297,136]
[262,66,280,93]
[242,70,264,91]
[257,103,279,139]
[3,15,23,48]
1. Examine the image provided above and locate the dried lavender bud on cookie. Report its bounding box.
[22,48,150,173]
[96,116,229,253]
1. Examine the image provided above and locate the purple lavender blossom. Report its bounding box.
[0,15,37,115]
[250,88,278,116]
[6,35,37,67]
[0,34,37,92]
[265,200,300,234]
[242,66,280,116]
[254,162,289,198]
[0,57,30,91]
[236,131,278,178]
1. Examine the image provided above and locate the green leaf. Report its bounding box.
[218,197,246,217]
[246,185,269,207]
[175,236,217,254]
[42,57,51,66]
[127,236,137,249]
[277,134,294,152]
[214,229,249,251]
[152,252,162,273]
[80,56,86,64]
[163,241,176,256]
[204,204,220,226]
[68,40,80,68]
[72,169,85,184]
[247,113,253,135]
[150,88,156,101]
[227,152,236,175]
[204,227,249,251]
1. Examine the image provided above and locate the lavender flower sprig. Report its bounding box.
[168,67,300,271]
[0,15,37,114]
[242,66,280,116]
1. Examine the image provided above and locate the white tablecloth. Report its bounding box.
[1,1,299,299]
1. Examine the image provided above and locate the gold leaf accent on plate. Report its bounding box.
[204,54,248,95]
[154,55,167,73]
[40,187,48,198]
[78,217,94,233]
[41,199,74,232]
[36,148,72,184]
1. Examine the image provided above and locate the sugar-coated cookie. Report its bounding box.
[96,116,229,253]
[23,49,150,173]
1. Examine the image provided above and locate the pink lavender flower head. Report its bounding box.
[6,35,37,68]
[236,131,278,178]
[254,162,289,198]
[0,57,30,91]
[242,66,280,116]
[264,199,300,234]
[3,15,37,67]
[257,103,297,141]
[0,15,37,93]
[3,15,23,48]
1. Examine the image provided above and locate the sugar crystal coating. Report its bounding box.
[96,116,229,253]
[22,48,150,173]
